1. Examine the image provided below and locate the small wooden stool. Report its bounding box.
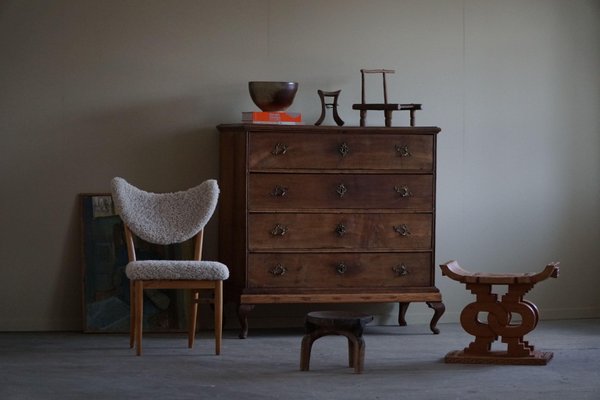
[300,311,373,374]
[440,260,560,365]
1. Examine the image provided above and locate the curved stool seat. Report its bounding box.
[300,311,373,374]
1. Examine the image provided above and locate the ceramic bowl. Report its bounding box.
[248,81,298,112]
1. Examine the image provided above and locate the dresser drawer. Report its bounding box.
[248,133,434,171]
[249,213,432,250]
[249,174,433,211]
[248,253,432,289]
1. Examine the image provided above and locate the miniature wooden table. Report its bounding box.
[300,311,373,374]
[440,260,559,365]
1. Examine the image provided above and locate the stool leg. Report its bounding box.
[300,334,313,371]
[347,336,356,368]
[354,337,366,374]
[345,334,366,374]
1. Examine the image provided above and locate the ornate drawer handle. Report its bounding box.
[394,186,412,198]
[392,264,408,276]
[269,264,287,276]
[335,223,346,237]
[336,183,347,197]
[395,144,412,157]
[338,142,350,157]
[393,224,411,236]
[271,185,288,197]
[336,262,347,275]
[270,224,288,236]
[271,143,288,155]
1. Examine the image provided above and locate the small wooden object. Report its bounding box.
[300,311,373,374]
[440,260,560,365]
[315,89,344,126]
[352,69,421,127]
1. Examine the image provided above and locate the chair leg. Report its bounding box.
[214,281,223,355]
[188,290,199,348]
[134,280,144,356]
[129,280,135,349]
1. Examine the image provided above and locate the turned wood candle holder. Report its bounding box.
[440,260,559,365]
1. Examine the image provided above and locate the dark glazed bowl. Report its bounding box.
[248,81,298,112]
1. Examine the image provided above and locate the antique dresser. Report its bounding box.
[217,124,444,338]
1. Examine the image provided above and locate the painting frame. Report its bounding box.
[79,193,192,333]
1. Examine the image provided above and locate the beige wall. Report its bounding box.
[1,0,598,331]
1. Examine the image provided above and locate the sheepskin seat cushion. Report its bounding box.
[126,260,229,281]
[111,177,219,245]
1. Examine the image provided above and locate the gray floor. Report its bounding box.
[1,319,599,400]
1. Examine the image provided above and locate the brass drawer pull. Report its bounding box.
[269,264,287,276]
[336,262,347,275]
[392,264,408,276]
[394,185,412,198]
[270,224,288,236]
[393,224,411,236]
[271,143,288,155]
[271,185,288,197]
[395,144,412,157]
[336,183,347,197]
[335,223,346,237]
[338,142,350,157]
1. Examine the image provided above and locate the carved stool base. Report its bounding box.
[445,350,554,365]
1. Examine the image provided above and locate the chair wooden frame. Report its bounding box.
[123,226,223,356]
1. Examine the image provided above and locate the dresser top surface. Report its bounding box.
[217,124,441,135]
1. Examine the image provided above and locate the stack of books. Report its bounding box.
[242,111,302,125]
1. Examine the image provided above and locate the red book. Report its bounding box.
[242,111,302,124]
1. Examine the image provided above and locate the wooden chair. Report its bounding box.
[111,177,229,356]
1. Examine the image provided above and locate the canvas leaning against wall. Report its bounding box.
[80,194,193,333]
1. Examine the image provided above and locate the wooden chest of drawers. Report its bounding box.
[217,124,445,338]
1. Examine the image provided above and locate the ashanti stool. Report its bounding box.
[300,311,373,374]
[440,260,560,365]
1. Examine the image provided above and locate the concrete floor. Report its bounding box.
[1,319,599,400]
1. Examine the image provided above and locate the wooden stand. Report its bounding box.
[315,89,345,126]
[300,311,373,374]
[439,260,559,365]
[351,69,421,127]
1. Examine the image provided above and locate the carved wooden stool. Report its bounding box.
[300,311,373,374]
[440,260,559,365]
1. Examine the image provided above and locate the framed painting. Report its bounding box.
[80,193,192,332]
